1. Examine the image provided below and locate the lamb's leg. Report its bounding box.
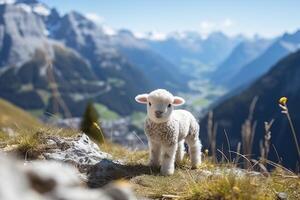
[176,140,185,164]
[161,144,177,175]
[186,138,202,169]
[149,141,161,167]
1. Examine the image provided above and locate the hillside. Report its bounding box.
[0,98,41,130]
[212,37,272,84]
[0,2,153,117]
[1,125,299,200]
[200,50,300,169]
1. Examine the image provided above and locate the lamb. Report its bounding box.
[135,89,202,175]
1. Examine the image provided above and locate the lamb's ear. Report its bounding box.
[135,94,149,104]
[172,96,185,106]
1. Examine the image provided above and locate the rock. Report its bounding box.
[42,134,112,173]
[0,154,138,200]
[277,192,288,200]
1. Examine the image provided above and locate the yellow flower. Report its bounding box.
[279,97,288,105]
[204,149,209,155]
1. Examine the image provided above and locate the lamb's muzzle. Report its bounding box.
[135,89,202,175]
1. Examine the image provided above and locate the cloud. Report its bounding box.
[199,18,235,36]
[85,13,104,24]
[199,21,216,34]
[222,18,234,28]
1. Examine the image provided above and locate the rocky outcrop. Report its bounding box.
[0,133,140,200]
[0,154,138,200]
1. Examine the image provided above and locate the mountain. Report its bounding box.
[224,30,300,90]
[49,11,188,92]
[146,31,244,68]
[0,2,152,117]
[113,30,189,91]
[211,37,272,84]
[200,50,300,168]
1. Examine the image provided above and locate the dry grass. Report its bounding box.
[0,98,42,130]
[100,143,300,200]
[1,126,78,159]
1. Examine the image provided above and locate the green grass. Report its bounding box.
[94,103,120,121]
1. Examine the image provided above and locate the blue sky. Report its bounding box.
[40,0,300,38]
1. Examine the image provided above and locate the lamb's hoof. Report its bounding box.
[160,168,174,176]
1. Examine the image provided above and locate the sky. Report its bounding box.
[40,0,300,38]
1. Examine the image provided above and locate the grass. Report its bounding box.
[0,98,42,130]
[100,143,300,200]
[1,121,299,199]
[2,126,78,159]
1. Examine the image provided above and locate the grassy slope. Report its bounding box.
[0,98,41,130]
[102,144,300,200]
[0,98,77,156]
[0,99,299,199]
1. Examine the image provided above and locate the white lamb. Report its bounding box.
[135,89,202,175]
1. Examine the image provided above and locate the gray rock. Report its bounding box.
[43,134,112,173]
[0,154,137,200]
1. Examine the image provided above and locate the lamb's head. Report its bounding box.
[135,89,185,123]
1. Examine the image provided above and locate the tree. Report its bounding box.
[80,102,105,145]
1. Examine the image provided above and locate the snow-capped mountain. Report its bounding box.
[224,30,300,90]
[0,0,188,117]
[0,1,149,117]
[145,31,244,67]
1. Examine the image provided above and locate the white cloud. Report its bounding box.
[85,13,104,24]
[222,18,234,28]
[199,21,216,35]
[199,18,235,37]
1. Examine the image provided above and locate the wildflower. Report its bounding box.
[279,97,288,106]
[278,96,300,160]
[278,97,288,113]
[204,149,209,155]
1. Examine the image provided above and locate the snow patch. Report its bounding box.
[16,3,32,13]
[134,31,167,41]
[102,25,116,36]
[33,4,50,16]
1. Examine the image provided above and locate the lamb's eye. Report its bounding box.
[149,102,152,106]
[168,104,171,108]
